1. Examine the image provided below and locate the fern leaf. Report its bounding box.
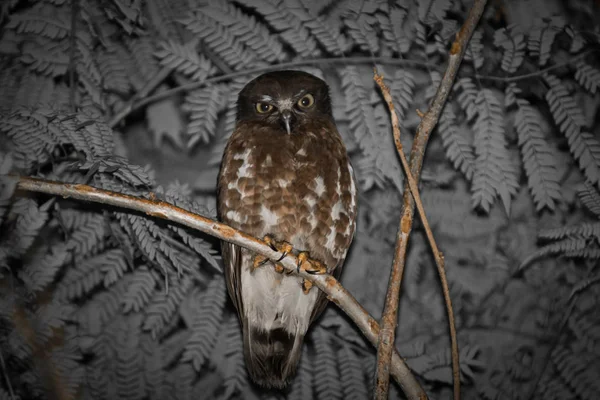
[198,2,287,62]
[344,14,379,54]
[221,316,249,399]
[78,283,125,336]
[141,333,167,400]
[528,16,565,66]
[545,73,600,186]
[183,84,227,147]
[210,78,248,166]
[514,98,562,211]
[122,267,158,313]
[471,89,520,213]
[155,40,217,82]
[553,345,600,400]
[1,198,50,259]
[493,25,525,73]
[113,314,146,400]
[180,13,257,70]
[377,6,411,54]
[181,277,226,371]
[57,248,127,300]
[7,3,70,40]
[234,0,320,57]
[465,30,484,69]
[538,222,600,241]
[97,45,131,95]
[312,328,342,399]
[289,347,313,400]
[574,60,600,94]
[438,106,475,181]
[455,77,479,121]
[338,344,368,400]
[143,274,193,339]
[578,181,600,217]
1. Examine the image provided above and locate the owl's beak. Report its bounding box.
[280,110,292,135]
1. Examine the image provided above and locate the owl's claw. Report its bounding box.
[257,235,294,274]
[297,252,327,275]
[301,279,313,294]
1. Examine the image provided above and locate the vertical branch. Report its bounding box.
[373,1,488,399]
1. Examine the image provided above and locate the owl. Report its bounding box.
[217,70,357,389]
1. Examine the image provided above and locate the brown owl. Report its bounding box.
[217,70,357,389]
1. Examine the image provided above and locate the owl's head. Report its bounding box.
[236,70,333,135]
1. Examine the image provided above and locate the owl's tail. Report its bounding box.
[242,322,304,389]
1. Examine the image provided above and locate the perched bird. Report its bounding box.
[217,70,357,389]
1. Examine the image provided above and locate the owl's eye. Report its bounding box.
[255,102,273,114]
[297,94,315,109]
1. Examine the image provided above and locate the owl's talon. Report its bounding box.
[297,252,327,275]
[274,263,285,273]
[252,254,269,271]
[301,279,313,294]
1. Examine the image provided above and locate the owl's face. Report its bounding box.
[236,70,333,135]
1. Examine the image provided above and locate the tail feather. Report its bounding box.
[242,322,304,389]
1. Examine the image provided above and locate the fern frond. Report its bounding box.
[574,60,600,94]
[312,328,342,399]
[143,274,193,339]
[77,283,125,336]
[6,3,70,40]
[465,30,484,69]
[389,68,416,121]
[528,16,566,66]
[289,347,313,400]
[376,6,411,54]
[338,344,368,400]
[125,35,160,88]
[57,248,127,300]
[181,277,225,371]
[513,98,562,211]
[494,25,525,73]
[545,73,600,186]
[122,267,158,313]
[578,181,600,217]
[198,2,287,62]
[97,45,132,95]
[455,77,479,121]
[471,89,520,213]
[553,345,600,399]
[183,84,227,146]
[155,40,217,82]
[19,37,69,77]
[1,198,50,260]
[538,222,600,240]
[221,316,248,399]
[344,14,379,54]
[438,106,475,181]
[234,0,320,57]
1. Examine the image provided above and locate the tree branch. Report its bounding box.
[12,175,428,400]
[372,1,488,399]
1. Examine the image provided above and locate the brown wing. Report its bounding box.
[220,241,243,315]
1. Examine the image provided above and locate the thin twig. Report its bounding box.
[68,0,79,111]
[109,57,436,127]
[371,1,488,399]
[12,175,428,400]
[107,65,174,128]
[373,71,454,399]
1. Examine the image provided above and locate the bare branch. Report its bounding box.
[372,1,489,399]
[13,175,428,400]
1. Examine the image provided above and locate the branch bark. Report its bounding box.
[372,1,488,399]
[12,175,428,400]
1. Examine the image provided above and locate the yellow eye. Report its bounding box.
[297,94,314,109]
[255,102,273,114]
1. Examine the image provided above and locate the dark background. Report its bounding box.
[0,0,599,399]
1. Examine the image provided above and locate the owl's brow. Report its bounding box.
[256,95,274,103]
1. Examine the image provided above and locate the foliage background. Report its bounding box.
[1,0,600,399]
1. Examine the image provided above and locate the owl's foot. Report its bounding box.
[301,279,313,294]
[252,235,293,273]
[297,252,327,275]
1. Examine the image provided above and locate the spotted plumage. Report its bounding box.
[217,70,357,389]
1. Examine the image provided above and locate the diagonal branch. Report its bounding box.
[12,175,428,400]
[372,1,488,399]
